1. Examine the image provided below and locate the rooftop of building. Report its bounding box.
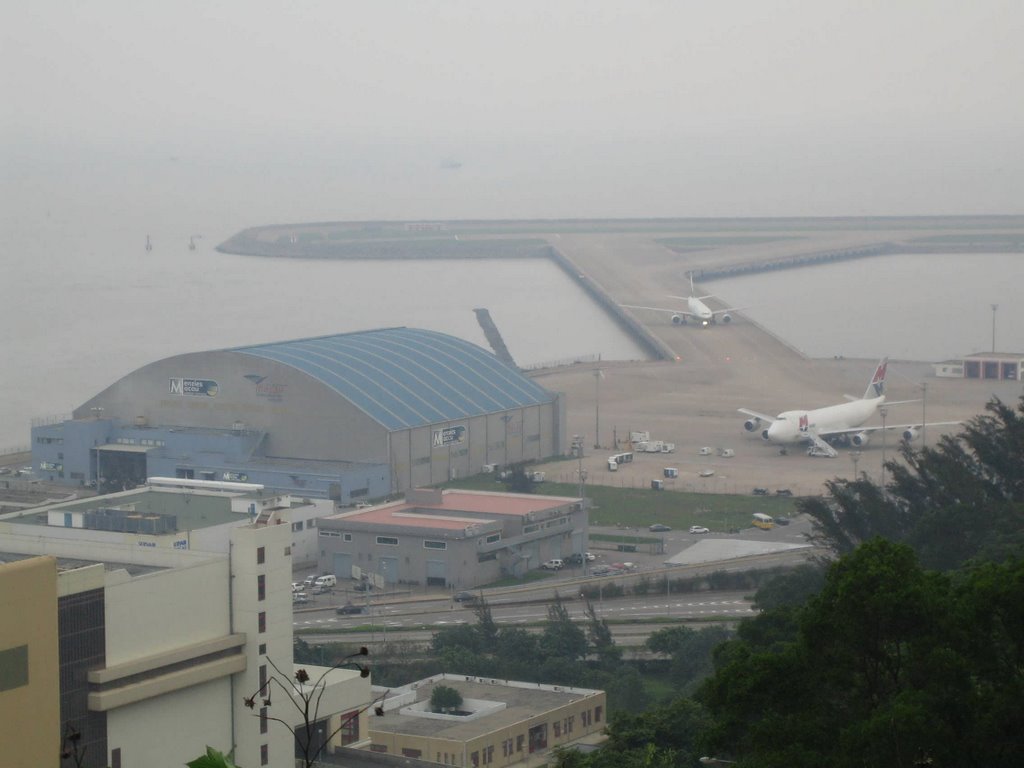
[226,327,556,431]
[326,488,580,532]
[0,550,166,577]
[1,487,251,531]
[371,674,603,740]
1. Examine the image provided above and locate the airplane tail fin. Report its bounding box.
[863,357,888,399]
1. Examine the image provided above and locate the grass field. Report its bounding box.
[438,475,798,533]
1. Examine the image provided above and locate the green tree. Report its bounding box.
[800,395,1024,570]
[583,595,622,666]
[540,595,589,661]
[430,684,464,713]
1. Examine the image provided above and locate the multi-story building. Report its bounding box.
[317,487,588,589]
[365,674,607,767]
[0,497,372,768]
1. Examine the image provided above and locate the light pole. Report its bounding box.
[850,450,862,479]
[991,303,998,353]
[593,368,603,449]
[920,381,927,449]
[880,407,888,487]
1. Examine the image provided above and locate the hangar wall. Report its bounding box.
[75,351,389,463]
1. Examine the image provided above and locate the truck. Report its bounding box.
[636,441,676,454]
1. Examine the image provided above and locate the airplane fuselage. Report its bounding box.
[687,297,714,324]
[764,396,884,444]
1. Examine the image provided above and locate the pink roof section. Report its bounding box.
[328,489,578,531]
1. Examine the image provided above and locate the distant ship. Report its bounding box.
[440,159,463,170]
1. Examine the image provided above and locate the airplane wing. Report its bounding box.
[738,408,777,423]
[621,304,693,318]
[819,421,961,438]
[711,306,748,316]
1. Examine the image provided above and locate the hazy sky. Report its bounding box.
[3,1,1023,218]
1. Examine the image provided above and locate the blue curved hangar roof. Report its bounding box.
[230,328,556,431]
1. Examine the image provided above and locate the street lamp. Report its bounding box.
[850,450,862,479]
[992,303,998,353]
[920,381,927,449]
[593,368,603,449]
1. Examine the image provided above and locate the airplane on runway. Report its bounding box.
[623,274,744,327]
[738,358,960,457]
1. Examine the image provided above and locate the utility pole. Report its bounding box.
[593,368,603,449]
[991,303,998,353]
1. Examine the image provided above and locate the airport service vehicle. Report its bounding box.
[314,575,337,589]
[752,513,775,530]
[336,603,364,615]
[541,559,564,570]
[649,523,671,532]
[739,357,959,458]
[689,526,710,534]
[698,446,713,455]
[699,468,715,477]
[623,273,744,327]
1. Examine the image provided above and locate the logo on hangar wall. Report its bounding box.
[244,374,287,401]
[168,378,219,397]
[432,425,466,448]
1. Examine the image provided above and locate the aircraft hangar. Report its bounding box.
[30,328,566,502]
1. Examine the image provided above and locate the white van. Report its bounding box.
[313,574,337,589]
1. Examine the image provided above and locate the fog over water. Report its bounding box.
[3,2,1023,450]
[706,252,1024,362]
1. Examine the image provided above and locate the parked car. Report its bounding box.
[649,523,671,532]
[314,575,337,589]
[303,574,318,588]
[291,582,303,593]
[774,515,791,526]
[775,488,794,497]
[689,525,710,534]
[336,603,364,615]
[352,580,373,592]
[591,565,614,576]
[585,552,596,561]
[541,559,564,570]
[292,593,309,605]
[752,487,769,496]
[566,553,585,566]
[453,591,478,603]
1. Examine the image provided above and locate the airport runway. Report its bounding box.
[530,232,1021,496]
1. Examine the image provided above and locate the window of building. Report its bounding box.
[566,715,575,734]
[370,745,388,753]
[260,744,268,766]
[483,745,494,764]
[502,738,513,757]
[111,748,121,768]
[256,546,265,565]
[259,664,267,692]
[402,748,423,758]
[258,611,266,633]
[553,721,561,738]
[257,574,266,602]
[260,706,268,734]
[423,540,447,550]
[582,709,592,727]
[471,751,479,767]
[376,536,399,546]
[258,643,266,656]
[284,546,291,556]
[595,705,603,723]
[344,533,352,542]
[485,533,501,544]
[292,521,304,532]
[517,735,525,752]
[339,710,360,745]
[528,724,547,753]
[350,487,369,498]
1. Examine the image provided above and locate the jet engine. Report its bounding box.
[671,314,685,325]
[720,312,733,324]
[850,431,871,447]
[901,427,919,443]
[743,417,762,432]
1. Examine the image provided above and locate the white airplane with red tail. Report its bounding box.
[738,358,959,457]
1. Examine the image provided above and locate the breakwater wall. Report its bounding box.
[693,242,899,281]
[546,246,677,362]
